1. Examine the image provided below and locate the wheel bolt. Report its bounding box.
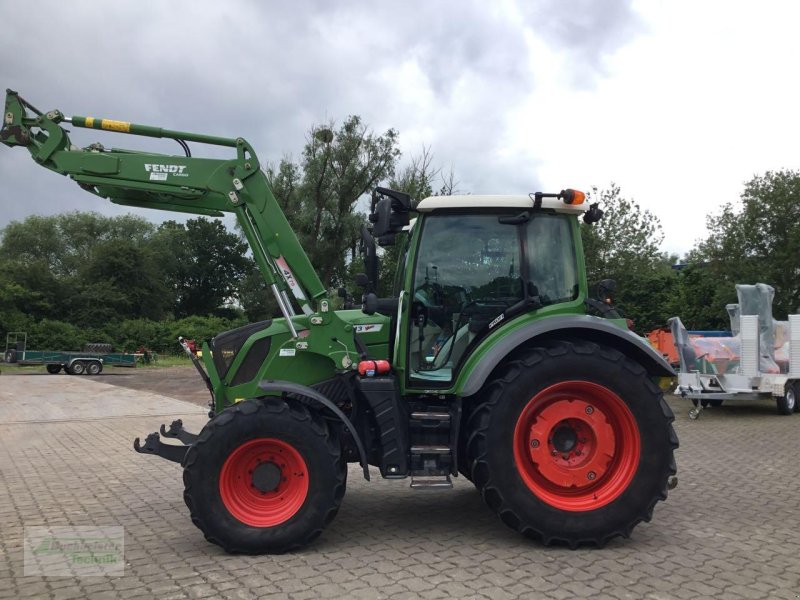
[551,450,558,456]
[531,439,540,448]
[585,406,594,415]
[575,450,582,456]
[587,471,596,480]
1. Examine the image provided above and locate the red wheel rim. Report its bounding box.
[219,438,309,527]
[513,381,641,512]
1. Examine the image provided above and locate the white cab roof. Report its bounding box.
[416,195,588,214]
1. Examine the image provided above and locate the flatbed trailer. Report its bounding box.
[15,350,138,375]
[4,333,141,374]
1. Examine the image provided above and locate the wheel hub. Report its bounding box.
[513,381,641,512]
[219,438,309,527]
[551,425,578,453]
[252,461,282,493]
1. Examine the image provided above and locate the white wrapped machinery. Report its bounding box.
[671,283,799,419]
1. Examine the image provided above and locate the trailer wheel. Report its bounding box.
[465,340,678,548]
[791,382,800,414]
[183,398,346,554]
[68,361,86,375]
[777,384,796,415]
[86,362,102,376]
[4,349,17,364]
[46,364,62,374]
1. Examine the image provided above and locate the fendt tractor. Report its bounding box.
[1,90,678,553]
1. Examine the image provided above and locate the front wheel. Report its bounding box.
[183,398,346,554]
[465,340,678,547]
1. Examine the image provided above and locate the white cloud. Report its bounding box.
[2,0,798,258]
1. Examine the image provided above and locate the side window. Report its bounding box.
[409,214,522,382]
[526,214,578,305]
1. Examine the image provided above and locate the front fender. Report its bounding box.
[258,380,370,481]
[457,315,675,396]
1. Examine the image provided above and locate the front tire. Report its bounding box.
[46,364,62,374]
[465,340,678,547]
[183,398,346,554]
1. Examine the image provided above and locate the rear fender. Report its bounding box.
[457,315,675,397]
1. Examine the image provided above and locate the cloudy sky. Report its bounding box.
[2,0,799,256]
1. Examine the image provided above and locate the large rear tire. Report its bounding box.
[183,398,346,554]
[465,340,678,547]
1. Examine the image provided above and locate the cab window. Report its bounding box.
[409,214,522,383]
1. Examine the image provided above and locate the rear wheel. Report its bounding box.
[68,361,86,375]
[46,364,62,374]
[86,362,102,375]
[465,340,678,547]
[183,398,346,554]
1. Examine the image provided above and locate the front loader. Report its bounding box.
[2,90,678,553]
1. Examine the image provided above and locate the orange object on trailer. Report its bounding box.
[647,328,680,366]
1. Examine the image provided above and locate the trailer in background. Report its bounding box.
[3,332,140,375]
[671,284,800,419]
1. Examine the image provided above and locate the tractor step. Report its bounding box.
[410,411,450,422]
[410,445,451,454]
[410,474,453,490]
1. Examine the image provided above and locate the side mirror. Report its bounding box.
[362,292,378,315]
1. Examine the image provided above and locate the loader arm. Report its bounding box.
[1,89,325,322]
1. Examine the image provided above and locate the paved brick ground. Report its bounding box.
[1,375,799,599]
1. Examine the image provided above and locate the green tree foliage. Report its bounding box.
[267,116,401,290]
[0,213,164,327]
[693,170,800,319]
[153,218,251,318]
[375,148,458,296]
[581,184,676,332]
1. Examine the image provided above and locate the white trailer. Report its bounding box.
[671,284,799,420]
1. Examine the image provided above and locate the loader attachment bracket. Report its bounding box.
[133,431,189,464]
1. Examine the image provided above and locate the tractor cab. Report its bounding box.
[404,194,587,385]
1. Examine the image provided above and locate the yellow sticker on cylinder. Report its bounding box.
[101,119,131,133]
[84,117,95,128]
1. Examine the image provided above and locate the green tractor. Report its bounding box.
[1,90,677,553]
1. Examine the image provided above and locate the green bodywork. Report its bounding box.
[2,90,603,414]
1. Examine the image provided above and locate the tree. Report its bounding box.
[695,170,800,319]
[0,212,163,327]
[154,218,251,318]
[581,184,675,332]
[267,116,401,291]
